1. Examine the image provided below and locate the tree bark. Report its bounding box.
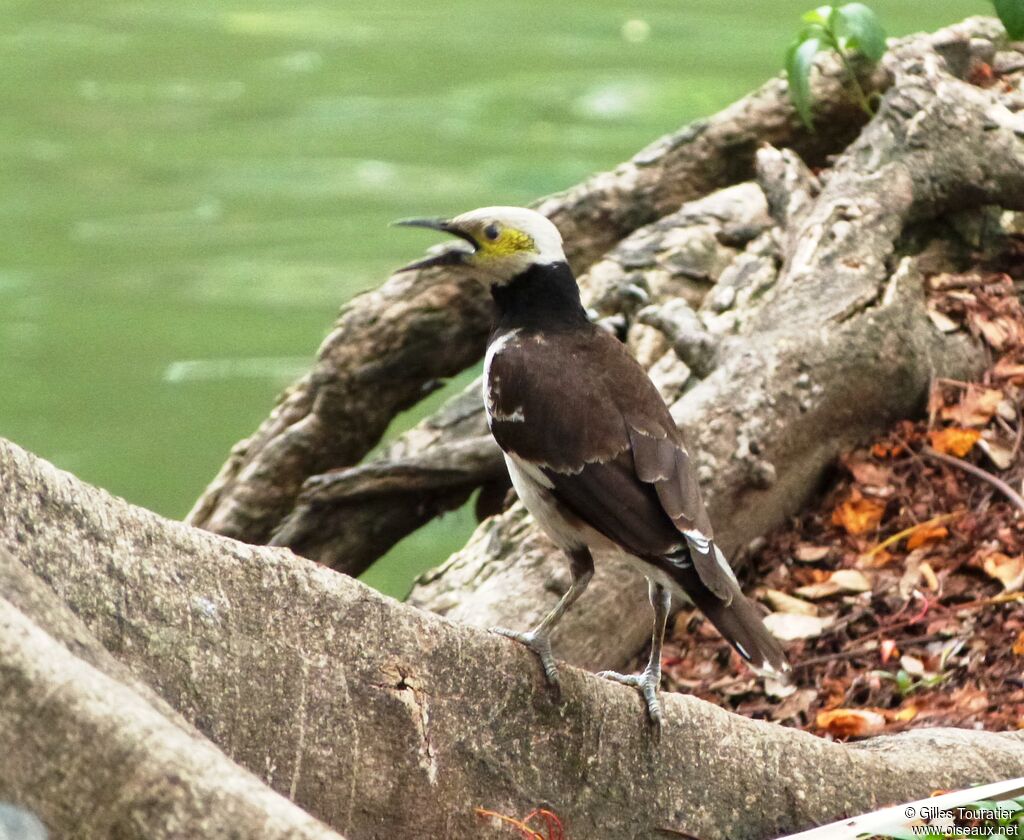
[0,549,347,840]
[3,438,1024,840]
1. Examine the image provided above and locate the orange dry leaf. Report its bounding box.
[928,427,981,457]
[858,547,894,569]
[831,490,886,536]
[892,706,918,723]
[816,708,886,737]
[1013,630,1024,656]
[871,441,904,458]
[906,524,949,550]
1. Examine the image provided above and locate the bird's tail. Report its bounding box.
[697,586,789,677]
[666,539,789,677]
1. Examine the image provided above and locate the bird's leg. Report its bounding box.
[598,580,671,728]
[492,547,594,690]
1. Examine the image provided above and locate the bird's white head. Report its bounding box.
[395,205,566,285]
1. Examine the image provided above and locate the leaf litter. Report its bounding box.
[652,270,1024,740]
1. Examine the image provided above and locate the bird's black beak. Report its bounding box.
[392,217,477,273]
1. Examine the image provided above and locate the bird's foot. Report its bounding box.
[597,667,664,729]
[491,627,561,689]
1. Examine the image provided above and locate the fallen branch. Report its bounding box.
[0,550,346,840]
[4,437,1024,840]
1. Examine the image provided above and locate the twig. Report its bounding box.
[951,590,1024,613]
[922,446,1024,514]
[794,632,954,670]
[860,512,962,561]
[1011,402,1023,459]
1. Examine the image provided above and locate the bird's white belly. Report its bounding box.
[503,453,587,552]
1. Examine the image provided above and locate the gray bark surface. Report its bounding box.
[3,438,1024,840]
[0,550,347,840]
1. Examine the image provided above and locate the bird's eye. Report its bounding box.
[483,223,500,241]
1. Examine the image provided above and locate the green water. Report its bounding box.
[0,0,982,595]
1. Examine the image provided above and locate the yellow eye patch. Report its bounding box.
[477,227,536,258]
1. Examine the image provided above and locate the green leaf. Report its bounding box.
[994,0,1024,40]
[836,2,887,61]
[786,36,822,129]
[895,669,914,696]
[801,5,835,27]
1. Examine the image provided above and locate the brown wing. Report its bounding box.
[488,325,738,598]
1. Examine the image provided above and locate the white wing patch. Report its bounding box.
[683,528,712,556]
[713,543,740,587]
[483,330,527,423]
[506,453,554,489]
[682,528,740,587]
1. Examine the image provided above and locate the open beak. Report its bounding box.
[392,217,477,273]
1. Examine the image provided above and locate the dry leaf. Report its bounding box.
[880,639,899,663]
[796,569,872,599]
[771,688,817,720]
[970,312,1018,350]
[982,552,1024,591]
[926,307,959,333]
[846,458,891,488]
[763,612,833,641]
[977,437,1015,470]
[928,427,981,457]
[831,490,886,536]
[764,675,797,700]
[941,387,1003,426]
[900,655,926,677]
[871,441,904,458]
[949,686,990,714]
[762,589,818,616]
[816,708,886,738]
[919,560,939,592]
[899,551,929,598]
[892,706,918,722]
[928,271,984,290]
[906,523,949,550]
[1013,630,1024,656]
[993,358,1024,383]
[794,544,830,563]
[857,547,894,569]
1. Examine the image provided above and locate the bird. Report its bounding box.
[396,206,789,726]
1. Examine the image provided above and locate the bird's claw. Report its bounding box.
[491,626,561,690]
[597,667,664,729]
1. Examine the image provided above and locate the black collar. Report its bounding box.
[491,261,589,332]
